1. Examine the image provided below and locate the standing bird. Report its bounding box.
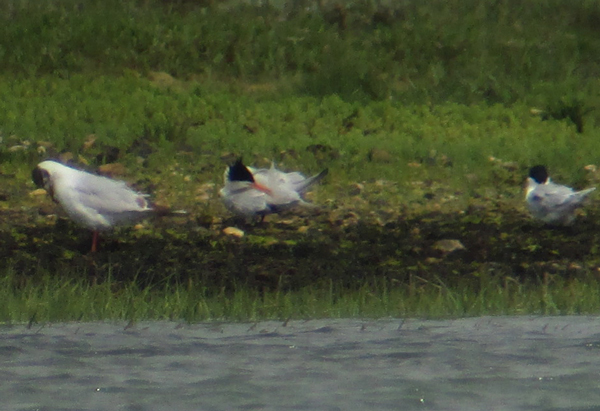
[220,158,328,220]
[525,165,595,226]
[32,160,185,252]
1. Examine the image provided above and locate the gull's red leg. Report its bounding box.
[91,231,99,253]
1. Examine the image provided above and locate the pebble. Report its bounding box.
[223,227,245,238]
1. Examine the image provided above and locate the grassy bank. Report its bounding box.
[3,269,600,324]
[1,0,600,107]
[2,0,600,322]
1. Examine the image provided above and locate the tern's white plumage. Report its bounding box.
[525,165,595,226]
[32,160,182,251]
[219,158,327,219]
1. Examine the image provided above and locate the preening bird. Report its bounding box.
[525,165,595,226]
[32,160,185,251]
[219,158,328,220]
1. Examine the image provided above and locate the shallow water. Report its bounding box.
[2,316,600,411]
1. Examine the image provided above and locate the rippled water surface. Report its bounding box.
[3,316,600,410]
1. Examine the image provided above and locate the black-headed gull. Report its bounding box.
[526,164,595,225]
[32,160,185,251]
[220,158,328,220]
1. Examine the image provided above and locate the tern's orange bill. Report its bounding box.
[252,182,272,195]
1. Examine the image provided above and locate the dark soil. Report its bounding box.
[5,197,600,292]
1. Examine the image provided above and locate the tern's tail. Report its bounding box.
[575,187,596,200]
[296,168,329,193]
[154,206,188,217]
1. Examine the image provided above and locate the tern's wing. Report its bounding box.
[68,173,151,214]
[289,169,328,193]
[220,183,268,216]
[254,165,327,192]
[533,183,589,209]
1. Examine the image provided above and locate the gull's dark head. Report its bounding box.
[32,164,51,189]
[529,165,549,184]
[32,160,67,200]
[227,158,254,183]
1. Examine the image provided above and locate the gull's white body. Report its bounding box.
[220,162,327,217]
[526,177,595,226]
[34,160,158,231]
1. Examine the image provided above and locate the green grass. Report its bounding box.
[0,0,600,107]
[0,75,595,189]
[2,269,600,323]
[3,0,600,322]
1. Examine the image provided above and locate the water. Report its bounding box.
[2,316,600,411]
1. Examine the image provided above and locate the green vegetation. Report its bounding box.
[2,0,600,322]
[3,269,600,323]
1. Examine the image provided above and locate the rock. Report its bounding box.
[432,239,466,254]
[98,163,127,177]
[148,71,177,88]
[58,152,74,163]
[37,205,56,216]
[82,135,97,151]
[223,227,245,238]
[8,144,29,152]
[348,183,364,195]
[29,189,48,196]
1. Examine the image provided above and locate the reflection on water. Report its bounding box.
[2,317,600,410]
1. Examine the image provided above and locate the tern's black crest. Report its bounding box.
[31,166,48,188]
[228,158,254,183]
[529,165,549,184]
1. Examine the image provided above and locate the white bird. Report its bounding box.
[219,158,328,220]
[525,165,595,226]
[32,160,185,252]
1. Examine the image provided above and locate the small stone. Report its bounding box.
[530,108,545,116]
[83,135,97,151]
[98,163,127,177]
[58,152,74,163]
[37,205,56,216]
[8,145,29,152]
[348,183,364,195]
[148,71,177,88]
[223,227,245,238]
[432,239,466,254]
[37,141,53,149]
[29,188,48,196]
[195,193,210,202]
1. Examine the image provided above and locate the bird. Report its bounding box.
[525,164,595,226]
[219,158,328,220]
[32,160,186,252]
